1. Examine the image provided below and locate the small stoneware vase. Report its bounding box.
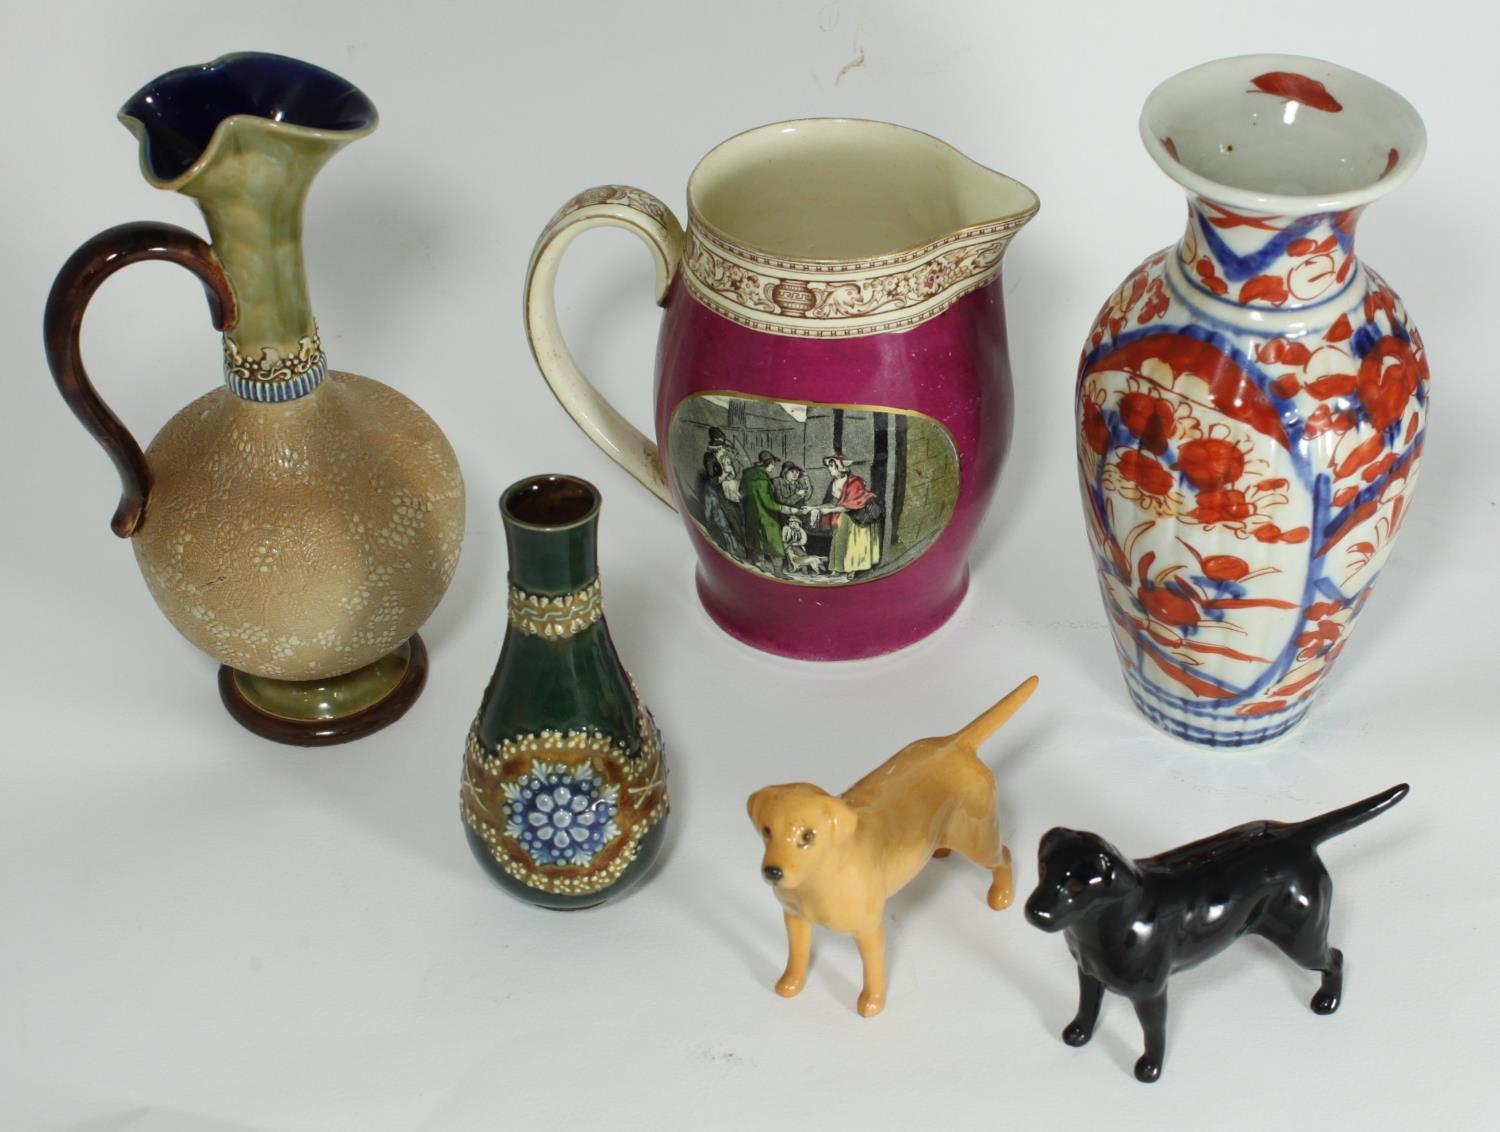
[461,476,669,909]
[1077,55,1428,747]
[525,120,1037,660]
[44,53,465,744]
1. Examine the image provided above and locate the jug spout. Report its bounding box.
[942,142,1042,245]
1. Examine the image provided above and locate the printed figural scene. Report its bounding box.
[669,393,960,585]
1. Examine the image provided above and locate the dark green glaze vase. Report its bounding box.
[461,475,669,909]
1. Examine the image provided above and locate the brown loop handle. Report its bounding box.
[43,221,237,538]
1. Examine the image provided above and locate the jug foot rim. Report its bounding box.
[217,634,428,746]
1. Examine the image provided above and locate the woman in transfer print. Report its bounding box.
[815,453,881,576]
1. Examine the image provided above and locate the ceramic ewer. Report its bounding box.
[43,53,465,744]
[460,476,668,909]
[526,119,1038,660]
[1076,55,1427,747]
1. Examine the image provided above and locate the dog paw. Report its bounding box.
[1062,1021,1094,1047]
[775,975,804,998]
[1133,1055,1162,1083]
[1311,989,1340,1015]
[932,848,952,859]
[856,990,885,1017]
[987,882,1014,911]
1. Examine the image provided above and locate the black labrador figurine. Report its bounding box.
[1024,784,1408,1083]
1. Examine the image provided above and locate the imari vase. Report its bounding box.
[461,477,669,909]
[526,120,1037,660]
[1077,56,1428,747]
[43,53,465,744]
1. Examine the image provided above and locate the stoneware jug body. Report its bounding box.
[44,53,465,743]
[1076,56,1427,747]
[461,476,669,909]
[527,120,1037,660]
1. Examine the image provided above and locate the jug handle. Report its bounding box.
[44,221,237,538]
[524,185,683,509]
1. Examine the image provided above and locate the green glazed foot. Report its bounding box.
[219,635,428,746]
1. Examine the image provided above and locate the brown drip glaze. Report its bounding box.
[43,221,236,538]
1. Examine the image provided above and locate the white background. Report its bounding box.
[2,2,1495,1128]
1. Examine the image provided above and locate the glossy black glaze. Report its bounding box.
[120,52,377,182]
[1024,784,1408,1083]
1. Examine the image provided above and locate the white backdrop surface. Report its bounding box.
[2,2,1495,1129]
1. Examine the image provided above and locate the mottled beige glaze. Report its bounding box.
[748,675,1037,1017]
[133,372,465,679]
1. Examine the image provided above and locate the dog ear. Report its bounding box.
[824,796,858,845]
[747,788,770,829]
[1096,851,1116,886]
[1038,827,1071,859]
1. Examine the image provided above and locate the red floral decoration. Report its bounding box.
[1356,336,1422,431]
[1119,392,1176,455]
[1190,488,1252,525]
[1173,437,1246,491]
[1082,400,1110,455]
[1116,449,1175,497]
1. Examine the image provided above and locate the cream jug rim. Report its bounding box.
[685,117,1039,266]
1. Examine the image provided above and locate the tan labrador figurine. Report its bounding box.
[747,675,1037,1017]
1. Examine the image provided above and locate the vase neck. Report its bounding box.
[177,122,354,402]
[503,513,599,597]
[1174,196,1363,311]
[505,522,603,641]
[119,54,378,404]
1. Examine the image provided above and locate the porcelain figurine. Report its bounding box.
[748,675,1036,1016]
[43,53,465,744]
[461,476,669,909]
[1025,783,1409,1082]
[1075,55,1428,746]
[526,120,1038,660]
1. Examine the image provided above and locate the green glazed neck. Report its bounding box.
[481,477,639,745]
[125,115,362,389]
[118,54,376,401]
[176,119,347,360]
[501,477,602,595]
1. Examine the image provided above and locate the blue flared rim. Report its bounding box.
[120,51,377,182]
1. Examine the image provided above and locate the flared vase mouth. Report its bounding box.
[501,475,602,532]
[686,117,1038,265]
[119,51,378,188]
[1140,54,1425,214]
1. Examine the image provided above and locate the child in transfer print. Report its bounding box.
[781,515,826,574]
[814,454,882,576]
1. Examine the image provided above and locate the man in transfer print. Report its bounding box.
[740,450,790,571]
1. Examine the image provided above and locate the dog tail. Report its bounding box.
[953,676,1039,748]
[1292,783,1410,845]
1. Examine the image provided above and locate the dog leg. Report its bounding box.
[1063,968,1105,1047]
[987,845,1014,910]
[1312,947,1344,1014]
[950,803,1011,909]
[1131,992,1167,1083]
[776,913,812,998]
[854,927,886,1017]
[1256,886,1342,1014]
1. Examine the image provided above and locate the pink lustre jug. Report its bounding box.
[525,120,1037,660]
[1077,56,1428,747]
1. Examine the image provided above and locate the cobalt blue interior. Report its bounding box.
[120,52,377,181]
